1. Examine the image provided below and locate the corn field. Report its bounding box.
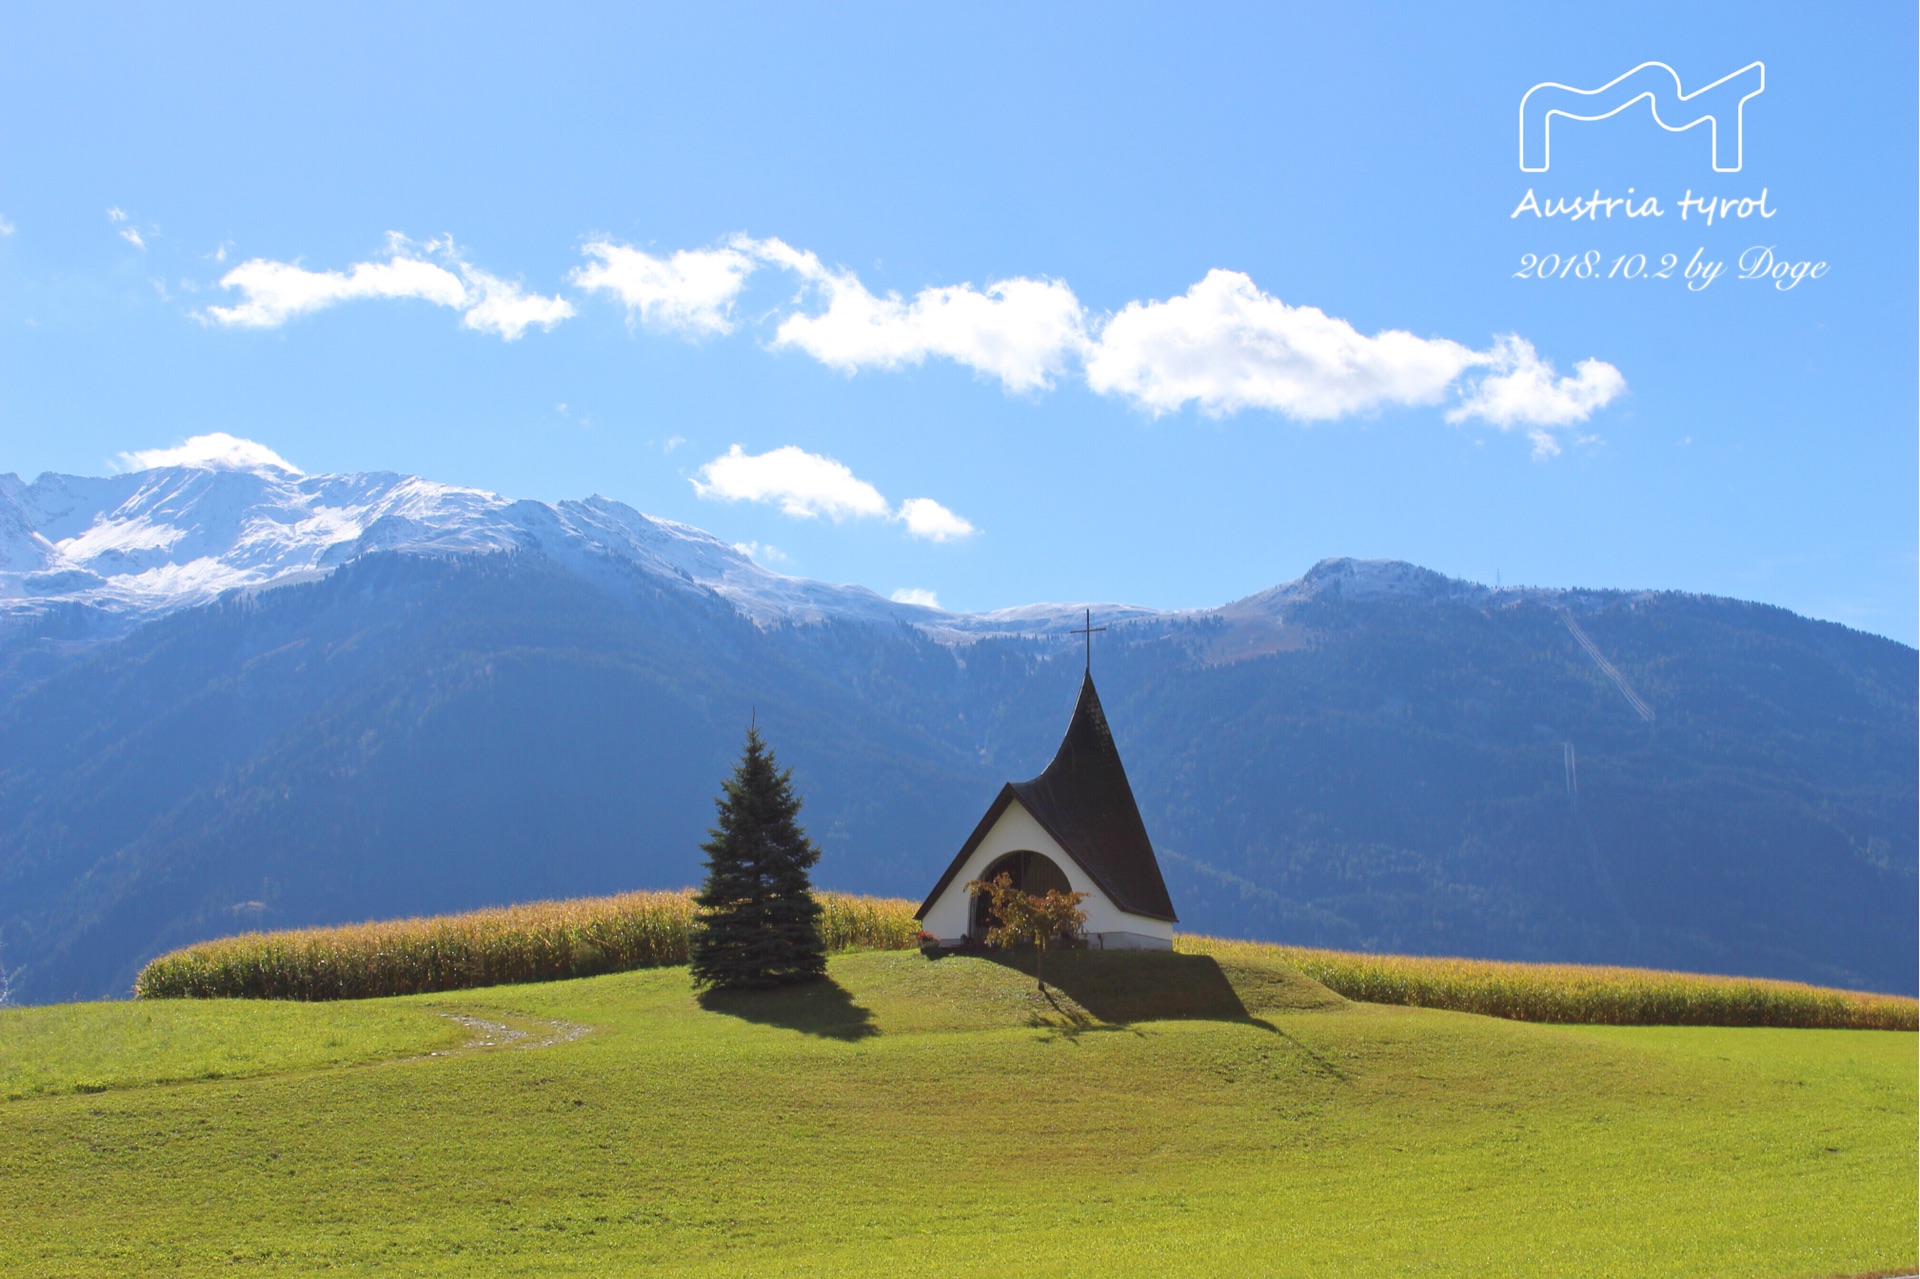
[137,894,1917,1030]
[1180,935,1917,1031]
[136,890,922,1001]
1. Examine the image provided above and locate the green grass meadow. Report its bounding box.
[0,999,465,1102]
[2,948,1913,1277]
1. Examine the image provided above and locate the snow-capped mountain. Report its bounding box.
[0,448,1678,665]
[0,455,1171,639]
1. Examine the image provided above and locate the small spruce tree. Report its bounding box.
[690,724,828,991]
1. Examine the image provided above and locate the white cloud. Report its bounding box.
[1447,336,1626,455]
[890,587,941,608]
[732,540,791,565]
[117,432,302,474]
[0,214,16,236]
[745,242,1623,444]
[203,234,571,339]
[206,252,465,327]
[693,445,889,520]
[1085,269,1480,419]
[1072,268,1626,448]
[693,444,977,540]
[572,240,756,335]
[185,227,1627,451]
[107,207,150,249]
[457,263,576,339]
[894,497,976,542]
[745,237,1085,393]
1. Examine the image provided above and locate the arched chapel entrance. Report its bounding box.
[969,849,1072,938]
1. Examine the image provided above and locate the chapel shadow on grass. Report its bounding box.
[977,948,1274,1031]
[696,976,878,1041]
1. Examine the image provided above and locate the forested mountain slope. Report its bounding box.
[2,549,1910,1002]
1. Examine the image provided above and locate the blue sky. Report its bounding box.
[3,2,1915,641]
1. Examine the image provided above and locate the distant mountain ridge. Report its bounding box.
[3,457,1714,648]
[0,459,1165,639]
[1,457,1913,1003]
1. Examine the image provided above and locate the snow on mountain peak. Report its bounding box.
[2,465,521,617]
[0,458,987,635]
[5,455,1489,646]
[1295,557,1473,601]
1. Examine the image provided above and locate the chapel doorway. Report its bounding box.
[970,849,1072,938]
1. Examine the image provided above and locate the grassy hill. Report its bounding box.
[3,949,1913,1277]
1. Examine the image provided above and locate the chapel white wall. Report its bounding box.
[922,799,1174,949]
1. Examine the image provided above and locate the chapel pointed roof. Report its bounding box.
[916,671,1177,923]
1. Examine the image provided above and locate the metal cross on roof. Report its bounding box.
[1070,608,1107,672]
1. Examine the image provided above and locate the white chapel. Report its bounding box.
[916,669,1178,950]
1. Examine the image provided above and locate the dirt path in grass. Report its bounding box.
[420,1013,592,1058]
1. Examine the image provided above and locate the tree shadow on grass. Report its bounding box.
[980,949,1279,1036]
[1269,1024,1353,1081]
[696,977,878,1041]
